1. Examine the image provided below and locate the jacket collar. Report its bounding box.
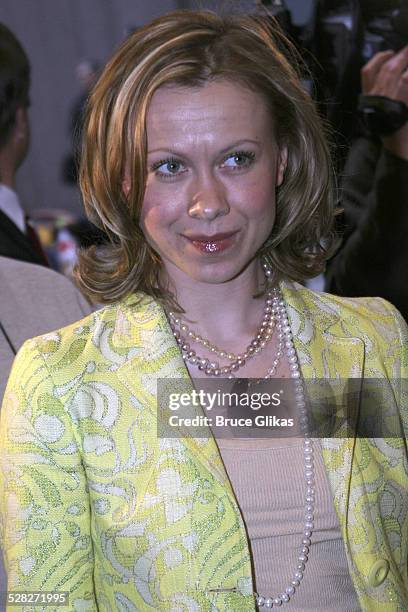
[115,283,365,532]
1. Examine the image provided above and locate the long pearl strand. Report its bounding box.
[168,260,315,607]
[255,287,315,609]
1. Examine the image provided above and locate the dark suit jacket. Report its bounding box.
[325,137,408,321]
[0,209,47,266]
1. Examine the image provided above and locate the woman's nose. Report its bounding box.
[187,179,230,220]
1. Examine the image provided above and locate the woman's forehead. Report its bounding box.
[145,80,273,149]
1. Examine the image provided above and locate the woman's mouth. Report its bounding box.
[184,231,239,253]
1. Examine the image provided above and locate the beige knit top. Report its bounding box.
[217,437,361,611]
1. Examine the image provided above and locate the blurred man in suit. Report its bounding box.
[0,23,48,265]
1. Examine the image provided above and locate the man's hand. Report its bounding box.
[361,46,408,159]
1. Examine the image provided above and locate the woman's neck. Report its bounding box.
[165,259,268,346]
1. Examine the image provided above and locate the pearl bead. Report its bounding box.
[257,596,265,606]
[285,586,295,595]
[264,598,273,608]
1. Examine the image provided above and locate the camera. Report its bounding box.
[258,1,408,150]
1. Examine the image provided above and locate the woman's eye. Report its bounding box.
[221,151,256,169]
[152,159,186,177]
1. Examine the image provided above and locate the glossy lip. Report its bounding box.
[182,231,239,254]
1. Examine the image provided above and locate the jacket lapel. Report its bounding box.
[115,294,233,489]
[281,281,365,548]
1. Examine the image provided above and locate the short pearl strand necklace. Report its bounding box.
[168,261,315,607]
[168,286,279,378]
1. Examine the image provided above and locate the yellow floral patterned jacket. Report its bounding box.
[1,282,407,611]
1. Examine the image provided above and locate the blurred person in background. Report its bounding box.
[325,46,408,317]
[0,23,48,267]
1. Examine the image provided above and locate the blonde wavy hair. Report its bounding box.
[77,9,336,305]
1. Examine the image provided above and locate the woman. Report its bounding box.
[1,10,407,612]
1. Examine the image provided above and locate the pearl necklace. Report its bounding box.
[169,285,279,378]
[169,261,284,378]
[255,290,315,608]
[167,261,315,607]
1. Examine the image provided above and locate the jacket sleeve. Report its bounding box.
[0,340,97,611]
[386,299,408,440]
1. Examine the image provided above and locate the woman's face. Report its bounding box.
[137,79,287,287]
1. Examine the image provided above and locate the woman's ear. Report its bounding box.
[276,146,288,186]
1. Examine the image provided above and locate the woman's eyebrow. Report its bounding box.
[148,139,262,157]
